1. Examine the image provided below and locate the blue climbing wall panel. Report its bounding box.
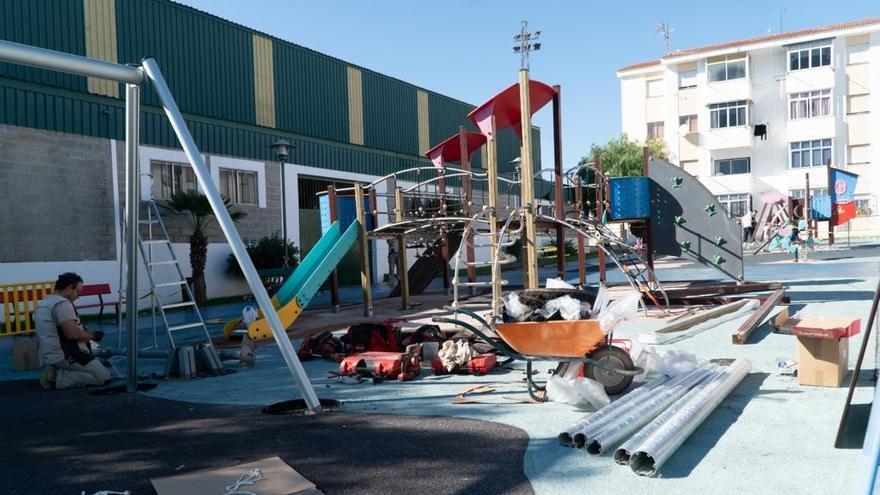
[318,194,373,235]
[609,177,651,220]
[647,157,745,281]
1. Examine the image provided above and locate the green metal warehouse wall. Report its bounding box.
[0,0,540,174]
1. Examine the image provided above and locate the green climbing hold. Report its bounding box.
[714,236,727,247]
[705,204,717,216]
[672,177,683,188]
[714,255,727,266]
[680,241,691,252]
[674,215,686,226]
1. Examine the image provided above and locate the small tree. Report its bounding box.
[227,233,300,276]
[165,192,245,305]
[585,134,669,177]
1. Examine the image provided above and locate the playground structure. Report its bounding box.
[0,37,754,414]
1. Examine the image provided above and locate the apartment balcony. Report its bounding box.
[703,125,754,151]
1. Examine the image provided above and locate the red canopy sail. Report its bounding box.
[467,80,557,141]
[424,131,487,169]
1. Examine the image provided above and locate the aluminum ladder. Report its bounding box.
[137,200,212,349]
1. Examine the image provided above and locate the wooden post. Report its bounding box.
[327,185,340,312]
[642,147,655,283]
[519,69,539,290]
[354,183,373,316]
[576,176,586,286]
[552,85,565,281]
[487,115,501,316]
[438,170,450,293]
[395,186,410,309]
[595,152,606,283]
[460,126,477,288]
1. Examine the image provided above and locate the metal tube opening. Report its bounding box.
[573,433,587,449]
[630,452,658,477]
[613,448,631,465]
[585,440,602,455]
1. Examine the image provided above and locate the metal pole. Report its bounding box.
[280,158,289,264]
[552,85,565,281]
[596,152,606,283]
[140,58,322,413]
[805,173,810,262]
[124,83,140,393]
[576,176,586,286]
[827,161,835,245]
[0,39,144,84]
[519,70,538,289]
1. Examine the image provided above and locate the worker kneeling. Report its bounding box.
[36,273,111,390]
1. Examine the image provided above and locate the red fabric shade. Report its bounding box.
[467,79,557,141]
[424,131,487,168]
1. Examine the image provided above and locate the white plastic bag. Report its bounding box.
[546,278,577,290]
[629,340,661,380]
[660,350,698,376]
[590,285,610,318]
[579,301,592,319]
[597,291,642,334]
[546,363,611,409]
[536,295,582,321]
[502,292,531,322]
[241,305,258,325]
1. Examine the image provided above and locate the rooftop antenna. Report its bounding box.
[776,9,786,33]
[657,22,675,54]
[513,20,542,70]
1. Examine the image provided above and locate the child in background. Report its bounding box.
[789,222,802,262]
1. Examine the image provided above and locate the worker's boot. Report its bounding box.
[39,366,56,390]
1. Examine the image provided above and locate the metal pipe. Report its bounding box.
[627,359,751,476]
[0,39,144,84]
[572,365,713,449]
[559,373,672,447]
[585,364,716,455]
[856,376,880,494]
[140,58,322,414]
[124,83,140,393]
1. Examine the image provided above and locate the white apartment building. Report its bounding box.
[617,17,880,220]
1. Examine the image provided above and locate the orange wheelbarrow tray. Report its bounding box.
[433,306,642,401]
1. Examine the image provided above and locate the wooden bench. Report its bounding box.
[75,283,119,323]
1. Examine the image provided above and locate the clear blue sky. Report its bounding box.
[176,0,877,169]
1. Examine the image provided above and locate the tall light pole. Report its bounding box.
[270,138,295,266]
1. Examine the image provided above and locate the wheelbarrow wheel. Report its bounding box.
[584,344,635,395]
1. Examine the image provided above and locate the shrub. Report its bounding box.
[227,232,300,276]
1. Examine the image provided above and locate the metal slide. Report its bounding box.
[224,220,360,340]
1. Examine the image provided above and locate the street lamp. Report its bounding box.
[270,138,295,266]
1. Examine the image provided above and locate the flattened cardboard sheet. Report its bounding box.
[151,456,319,495]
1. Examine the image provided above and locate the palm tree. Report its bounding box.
[164,191,245,305]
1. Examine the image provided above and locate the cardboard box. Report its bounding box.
[796,336,848,387]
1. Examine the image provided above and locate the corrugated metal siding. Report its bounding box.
[362,71,419,156]
[346,67,364,145]
[115,0,256,125]
[0,0,87,92]
[0,84,123,138]
[273,42,348,142]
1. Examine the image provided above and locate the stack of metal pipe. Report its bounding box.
[559,358,751,477]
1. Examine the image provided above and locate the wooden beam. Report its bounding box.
[655,299,750,334]
[732,289,785,345]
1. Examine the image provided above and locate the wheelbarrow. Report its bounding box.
[433,306,641,402]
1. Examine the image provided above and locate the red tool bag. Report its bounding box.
[347,323,400,354]
[339,352,406,379]
[431,353,497,375]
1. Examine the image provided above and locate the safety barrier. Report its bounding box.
[0,281,54,337]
